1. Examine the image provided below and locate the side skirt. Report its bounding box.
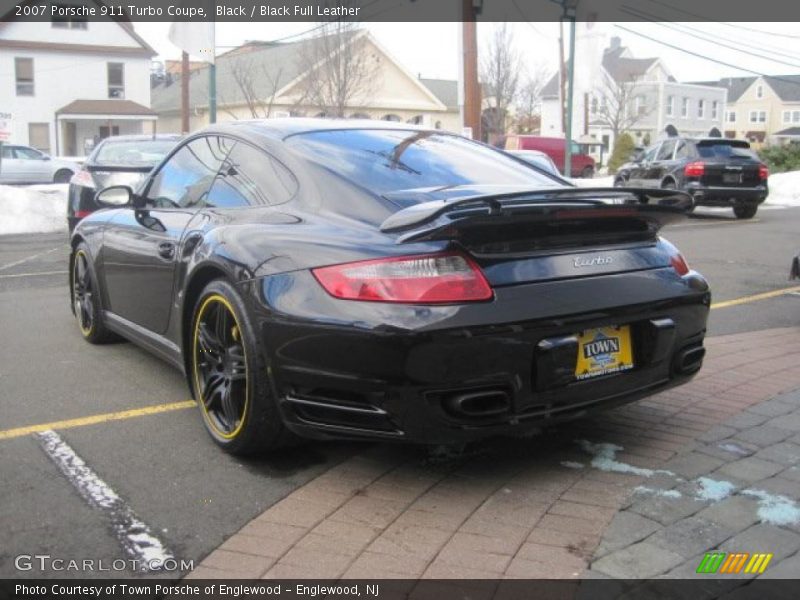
[103,311,185,372]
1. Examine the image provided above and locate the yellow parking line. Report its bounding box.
[711,286,800,310]
[0,400,196,441]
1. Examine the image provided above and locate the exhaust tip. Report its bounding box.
[443,389,511,419]
[675,345,705,374]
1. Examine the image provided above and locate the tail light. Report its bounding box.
[74,210,93,218]
[70,169,95,188]
[759,164,769,180]
[670,253,690,276]
[312,252,493,304]
[684,162,705,178]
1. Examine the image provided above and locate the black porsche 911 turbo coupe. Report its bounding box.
[70,119,710,454]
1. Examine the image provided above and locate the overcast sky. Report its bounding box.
[134,21,800,83]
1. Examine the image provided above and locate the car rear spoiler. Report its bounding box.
[379,187,693,243]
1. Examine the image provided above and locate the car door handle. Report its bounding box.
[157,242,176,260]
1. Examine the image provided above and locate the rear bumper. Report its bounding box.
[251,267,711,444]
[67,184,98,232]
[686,183,768,206]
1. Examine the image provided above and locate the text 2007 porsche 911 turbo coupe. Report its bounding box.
[69,120,710,454]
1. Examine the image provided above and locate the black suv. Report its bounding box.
[614,137,769,219]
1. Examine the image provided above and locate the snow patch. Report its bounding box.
[741,489,800,526]
[634,486,682,498]
[695,477,736,502]
[766,171,800,208]
[718,441,751,456]
[569,176,615,188]
[576,439,675,478]
[0,184,68,235]
[560,461,585,470]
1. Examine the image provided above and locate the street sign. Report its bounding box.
[0,112,12,142]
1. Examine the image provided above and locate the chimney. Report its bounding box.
[609,36,621,51]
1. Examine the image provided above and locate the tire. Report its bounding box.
[190,279,293,454]
[580,166,594,179]
[71,244,115,344]
[613,177,626,187]
[54,169,73,184]
[734,204,758,219]
[661,180,677,190]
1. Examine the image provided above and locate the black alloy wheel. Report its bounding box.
[71,244,114,344]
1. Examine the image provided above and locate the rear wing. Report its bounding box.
[380,187,693,244]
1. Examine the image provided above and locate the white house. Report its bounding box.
[542,36,727,156]
[0,1,156,156]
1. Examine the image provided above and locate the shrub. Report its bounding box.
[608,133,635,174]
[759,143,800,174]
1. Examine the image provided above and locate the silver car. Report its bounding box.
[0,145,80,184]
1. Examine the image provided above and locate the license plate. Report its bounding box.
[723,173,742,184]
[575,326,634,381]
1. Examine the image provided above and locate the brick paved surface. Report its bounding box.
[185,327,800,580]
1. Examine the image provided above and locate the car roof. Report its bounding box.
[200,118,439,143]
[97,134,183,144]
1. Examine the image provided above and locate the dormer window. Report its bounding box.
[756,85,764,99]
[51,5,88,29]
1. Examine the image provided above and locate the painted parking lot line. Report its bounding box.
[710,285,800,310]
[0,246,61,271]
[0,269,68,279]
[0,400,196,441]
[37,429,176,572]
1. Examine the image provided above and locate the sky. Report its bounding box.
[133,21,800,84]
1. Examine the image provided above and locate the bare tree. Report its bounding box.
[513,66,549,134]
[294,18,380,117]
[221,56,285,119]
[592,71,656,141]
[480,24,520,143]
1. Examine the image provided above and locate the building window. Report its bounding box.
[698,99,705,119]
[15,57,34,96]
[634,95,646,116]
[711,101,718,120]
[591,96,598,115]
[783,110,800,124]
[749,110,766,123]
[665,95,674,117]
[52,5,88,28]
[727,111,736,123]
[681,97,689,118]
[756,85,764,98]
[28,123,50,154]
[107,63,124,99]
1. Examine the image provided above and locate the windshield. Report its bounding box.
[94,139,178,167]
[286,129,559,196]
[696,142,757,160]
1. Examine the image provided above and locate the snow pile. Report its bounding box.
[570,176,615,188]
[0,184,68,235]
[766,170,800,207]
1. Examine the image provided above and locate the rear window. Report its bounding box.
[696,141,757,160]
[94,139,178,167]
[286,129,558,195]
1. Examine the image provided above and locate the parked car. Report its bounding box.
[508,149,564,179]
[0,144,79,184]
[67,134,182,232]
[70,120,709,455]
[613,137,769,219]
[505,135,595,178]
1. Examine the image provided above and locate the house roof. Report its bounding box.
[0,0,156,56]
[542,73,559,99]
[419,78,458,110]
[763,75,800,102]
[690,77,756,103]
[693,75,800,103]
[774,126,800,136]
[151,31,365,113]
[56,99,156,116]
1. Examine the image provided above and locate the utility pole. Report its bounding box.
[180,51,189,134]
[462,0,481,141]
[552,0,578,177]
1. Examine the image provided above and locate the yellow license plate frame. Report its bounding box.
[575,325,634,381]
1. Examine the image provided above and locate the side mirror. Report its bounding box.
[95,185,134,207]
[41,154,51,161]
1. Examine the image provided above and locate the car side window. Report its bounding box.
[656,139,676,161]
[15,146,42,159]
[674,140,691,160]
[145,136,232,208]
[206,142,298,208]
[643,145,658,162]
[1,146,13,159]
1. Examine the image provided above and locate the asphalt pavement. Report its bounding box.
[1,205,799,579]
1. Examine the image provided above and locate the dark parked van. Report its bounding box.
[505,135,596,178]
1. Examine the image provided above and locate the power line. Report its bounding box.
[614,24,800,88]
[620,8,800,70]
